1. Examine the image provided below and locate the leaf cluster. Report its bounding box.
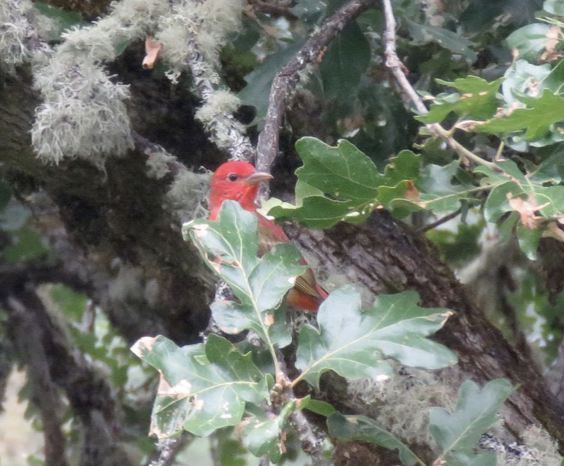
[133,202,513,466]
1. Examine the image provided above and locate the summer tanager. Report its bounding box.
[209,161,328,311]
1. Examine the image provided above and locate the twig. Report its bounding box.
[419,208,462,232]
[276,356,332,466]
[381,0,497,170]
[256,0,377,173]
[291,410,331,466]
[150,435,190,466]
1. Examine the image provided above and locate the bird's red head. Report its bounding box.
[209,161,273,220]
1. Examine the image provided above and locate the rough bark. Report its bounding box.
[285,213,564,445]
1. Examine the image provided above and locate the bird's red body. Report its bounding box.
[209,161,328,311]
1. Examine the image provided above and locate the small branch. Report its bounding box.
[276,357,332,466]
[132,132,186,177]
[149,435,190,466]
[291,410,331,466]
[256,0,377,173]
[381,0,496,170]
[419,208,462,232]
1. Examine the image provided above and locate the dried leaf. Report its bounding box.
[508,195,545,229]
[540,25,562,63]
[143,36,163,70]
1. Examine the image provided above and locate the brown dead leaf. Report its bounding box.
[508,195,545,229]
[142,36,163,70]
[540,25,562,63]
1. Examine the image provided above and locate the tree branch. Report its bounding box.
[256,0,377,173]
[381,0,496,170]
[6,296,70,466]
[284,211,564,446]
[2,289,133,466]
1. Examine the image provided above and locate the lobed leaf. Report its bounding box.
[295,287,457,389]
[429,379,514,464]
[131,334,269,438]
[327,413,424,466]
[184,201,306,344]
[416,76,503,124]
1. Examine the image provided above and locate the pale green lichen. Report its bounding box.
[156,0,245,76]
[497,426,563,466]
[166,169,211,221]
[0,0,40,69]
[32,58,133,165]
[31,0,170,165]
[348,368,457,447]
[146,152,178,180]
[195,90,240,125]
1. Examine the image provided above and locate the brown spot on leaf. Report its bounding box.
[404,180,420,201]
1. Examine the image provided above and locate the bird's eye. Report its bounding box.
[227,173,238,182]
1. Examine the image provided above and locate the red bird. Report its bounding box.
[209,161,328,311]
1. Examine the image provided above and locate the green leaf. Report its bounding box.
[34,2,84,38]
[429,379,514,464]
[295,137,383,200]
[327,413,424,466]
[545,0,564,15]
[406,20,477,62]
[301,398,336,417]
[269,196,373,229]
[476,89,564,140]
[131,334,269,438]
[243,399,299,462]
[320,22,371,100]
[268,138,386,228]
[516,223,544,261]
[388,162,479,216]
[3,226,51,264]
[295,287,457,389]
[416,76,504,124]
[50,284,88,321]
[506,23,552,62]
[184,201,306,344]
[383,150,421,186]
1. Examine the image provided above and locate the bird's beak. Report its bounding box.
[245,170,273,185]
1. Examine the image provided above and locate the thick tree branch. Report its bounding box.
[256,0,377,173]
[2,288,134,466]
[6,296,70,466]
[284,211,564,446]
